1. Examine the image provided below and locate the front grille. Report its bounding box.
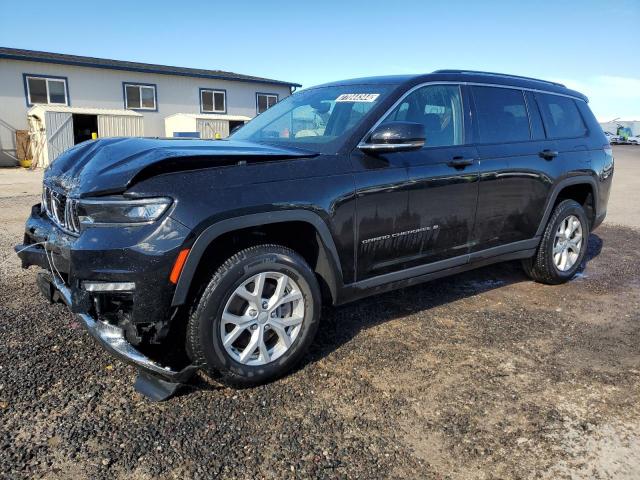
[42,185,80,235]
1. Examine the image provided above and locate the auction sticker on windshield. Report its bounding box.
[335,93,380,102]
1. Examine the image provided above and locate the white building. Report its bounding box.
[0,47,299,167]
[599,119,640,137]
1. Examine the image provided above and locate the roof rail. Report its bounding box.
[432,69,565,88]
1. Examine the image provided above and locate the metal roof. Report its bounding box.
[0,47,301,88]
[599,118,640,123]
[27,105,143,117]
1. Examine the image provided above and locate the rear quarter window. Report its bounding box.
[535,93,587,139]
[472,86,531,144]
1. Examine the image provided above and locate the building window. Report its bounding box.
[257,93,278,114]
[124,83,157,110]
[24,75,68,106]
[200,89,226,113]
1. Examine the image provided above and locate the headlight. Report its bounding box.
[77,197,172,227]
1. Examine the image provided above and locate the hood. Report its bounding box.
[44,137,317,197]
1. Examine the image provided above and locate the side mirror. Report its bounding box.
[358,121,425,153]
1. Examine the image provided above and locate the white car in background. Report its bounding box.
[604,131,621,144]
[628,134,640,145]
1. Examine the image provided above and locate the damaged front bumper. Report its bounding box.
[34,270,198,383]
[17,204,192,338]
[15,203,199,394]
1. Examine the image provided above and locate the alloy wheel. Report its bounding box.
[220,272,305,365]
[553,214,583,272]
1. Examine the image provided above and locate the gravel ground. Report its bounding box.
[1,191,639,478]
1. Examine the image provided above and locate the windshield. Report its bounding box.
[231,84,393,153]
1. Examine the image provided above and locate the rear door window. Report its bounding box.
[472,86,530,144]
[535,93,587,139]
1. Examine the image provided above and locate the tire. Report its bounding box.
[522,199,589,285]
[187,244,321,387]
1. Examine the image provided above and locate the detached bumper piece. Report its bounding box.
[38,271,199,401]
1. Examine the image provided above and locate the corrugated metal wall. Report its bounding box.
[197,119,229,139]
[98,115,144,137]
[45,111,74,163]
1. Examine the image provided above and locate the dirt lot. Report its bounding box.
[0,168,43,199]
[1,147,639,479]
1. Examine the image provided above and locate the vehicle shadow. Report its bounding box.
[301,233,603,369]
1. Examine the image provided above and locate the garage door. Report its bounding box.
[45,111,73,163]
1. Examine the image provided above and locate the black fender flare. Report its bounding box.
[171,210,344,307]
[535,175,599,237]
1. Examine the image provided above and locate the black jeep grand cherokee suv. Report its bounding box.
[17,70,613,397]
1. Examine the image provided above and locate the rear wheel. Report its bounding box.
[522,199,589,284]
[187,244,321,387]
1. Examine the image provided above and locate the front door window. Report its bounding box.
[382,84,464,148]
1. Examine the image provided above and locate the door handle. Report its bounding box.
[447,157,475,168]
[539,149,558,160]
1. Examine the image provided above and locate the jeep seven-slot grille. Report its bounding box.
[42,186,80,235]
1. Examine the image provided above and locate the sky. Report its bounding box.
[1,0,638,121]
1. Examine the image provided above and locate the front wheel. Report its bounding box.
[187,244,321,387]
[522,199,589,284]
